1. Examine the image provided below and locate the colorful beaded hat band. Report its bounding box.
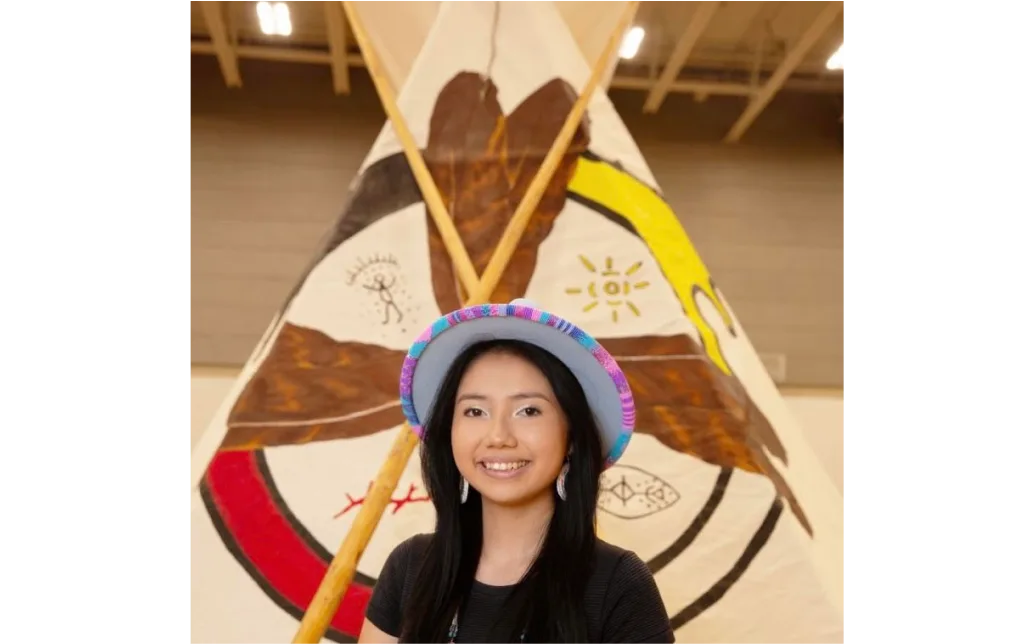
[399,299,635,468]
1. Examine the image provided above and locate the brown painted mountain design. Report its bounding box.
[599,336,810,535]
[223,323,405,451]
[424,73,589,312]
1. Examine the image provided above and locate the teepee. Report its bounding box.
[190,2,844,642]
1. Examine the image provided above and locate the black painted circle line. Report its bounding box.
[669,499,784,631]
[644,467,785,631]
[647,467,732,574]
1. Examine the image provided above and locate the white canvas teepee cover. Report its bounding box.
[345,2,631,94]
[190,3,844,642]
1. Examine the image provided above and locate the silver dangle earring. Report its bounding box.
[556,462,570,501]
[460,477,470,504]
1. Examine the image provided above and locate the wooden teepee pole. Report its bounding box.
[334,2,481,298]
[291,3,639,642]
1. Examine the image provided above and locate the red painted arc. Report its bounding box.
[204,449,373,639]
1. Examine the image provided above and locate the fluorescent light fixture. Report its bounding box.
[257,2,292,37]
[619,26,645,60]
[826,43,843,70]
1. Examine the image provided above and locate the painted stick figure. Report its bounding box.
[364,274,403,324]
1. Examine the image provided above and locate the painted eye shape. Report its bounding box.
[515,406,542,417]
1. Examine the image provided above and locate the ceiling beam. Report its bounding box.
[324,1,350,94]
[724,1,842,143]
[612,75,841,96]
[642,1,720,113]
[199,1,241,88]
[191,42,366,66]
[189,42,842,95]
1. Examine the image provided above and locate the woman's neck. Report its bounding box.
[476,493,554,586]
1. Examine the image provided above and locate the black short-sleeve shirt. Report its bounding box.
[365,534,675,643]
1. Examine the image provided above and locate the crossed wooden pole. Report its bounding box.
[291,3,640,641]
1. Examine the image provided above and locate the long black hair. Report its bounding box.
[399,339,604,643]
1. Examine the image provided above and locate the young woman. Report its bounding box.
[359,300,675,643]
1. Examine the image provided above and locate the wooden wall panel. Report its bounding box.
[191,56,843,386]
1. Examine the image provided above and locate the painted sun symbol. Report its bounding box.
[565,255,650,322]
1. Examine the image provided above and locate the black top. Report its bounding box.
[365,534,675,643]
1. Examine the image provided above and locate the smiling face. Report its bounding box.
[451,348,569,508]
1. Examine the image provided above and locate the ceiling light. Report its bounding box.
[618,26,645,60]
[257,2,292,37]
[826,43,842,70]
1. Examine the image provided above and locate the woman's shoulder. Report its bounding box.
[384,532,433,568]
[365,534,434,638]
[590,539,666,604]
[592,538,651,577]
[591,539,675,643]
[372,533,433,590]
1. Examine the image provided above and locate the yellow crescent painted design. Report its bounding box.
[568,155,737,374]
